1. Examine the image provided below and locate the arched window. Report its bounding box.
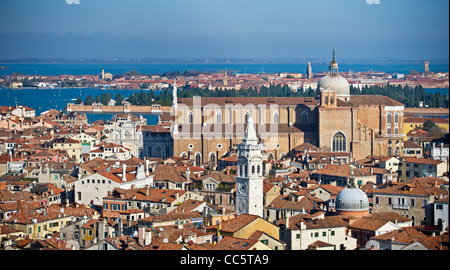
[273,111,279,123]
[387,112,392,134]
[268,153,274,161]
[302,111,308,123]
[188,112,193,124]
[332,132,346,152]
[195,153,201,166]
[216,111,222,124]
[252,165,255,175]
[257,165,261,175]
[210,152,216,163]
[394,112,399,134]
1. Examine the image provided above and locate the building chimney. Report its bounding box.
[138,226,151,246]
[117,218,123,237]
[146,159,150,176]
[98,218,105,241]
[285,211,291,228]
[177,218,183,229]
[145,184,150,196]
[122,164,127,181]
[138,226,145,246]
[185,167,190,182]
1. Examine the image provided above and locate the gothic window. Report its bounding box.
[195,153,201,166]
[210,152,216,163]
[188,112,193,124]
[268,153,274,161]
[394,112,399,134]
[273,111,279,123]
[332,132,346,152]
[387,112,392,134]
[302,111,308,123]
[216,111,222,124]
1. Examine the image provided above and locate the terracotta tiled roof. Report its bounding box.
[153,165,188,183]
[293,142,320,151]
[267,194,323,211]
[403,140,423,149]
[371,227,440,249]
[203,236,260,250]
[368,212,412,223]
[404,117,449,124]
[169,199,204,213]
[349,216,394,232]
[97,171,136,183]
[105,187,187,204]
[282,213,349,230]
[402,157,444,165]
[209,214,259,233]
[179,96,319,107]
[308,240,335,248]
[347,95,404,106]
[313,164,367,178]
[373,177,448,196]
[319,184,345,196]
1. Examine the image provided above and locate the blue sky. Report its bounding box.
[0,0,448,59]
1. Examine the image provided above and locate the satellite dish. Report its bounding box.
[159,227,164,232]
[163,238,169,243]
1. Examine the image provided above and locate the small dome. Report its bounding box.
[317,74,350,97]
[335,187,369,212]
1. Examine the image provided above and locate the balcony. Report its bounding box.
[383,133,405,138]
[392,204,409,210]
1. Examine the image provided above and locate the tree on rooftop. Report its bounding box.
[422,119,437,131]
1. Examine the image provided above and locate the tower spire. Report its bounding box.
[329,48,339,76]
[243,116,258,145]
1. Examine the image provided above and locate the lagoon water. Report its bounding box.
[0,88,160,124]
[0,60,449,77]
[1,61,448,124]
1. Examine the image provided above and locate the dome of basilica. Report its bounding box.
[317,74,350,97]
[317,48,350,97]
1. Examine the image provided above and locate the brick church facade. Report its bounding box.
[170,51,405,165]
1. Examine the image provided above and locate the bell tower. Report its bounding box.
[235,116,264,218]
